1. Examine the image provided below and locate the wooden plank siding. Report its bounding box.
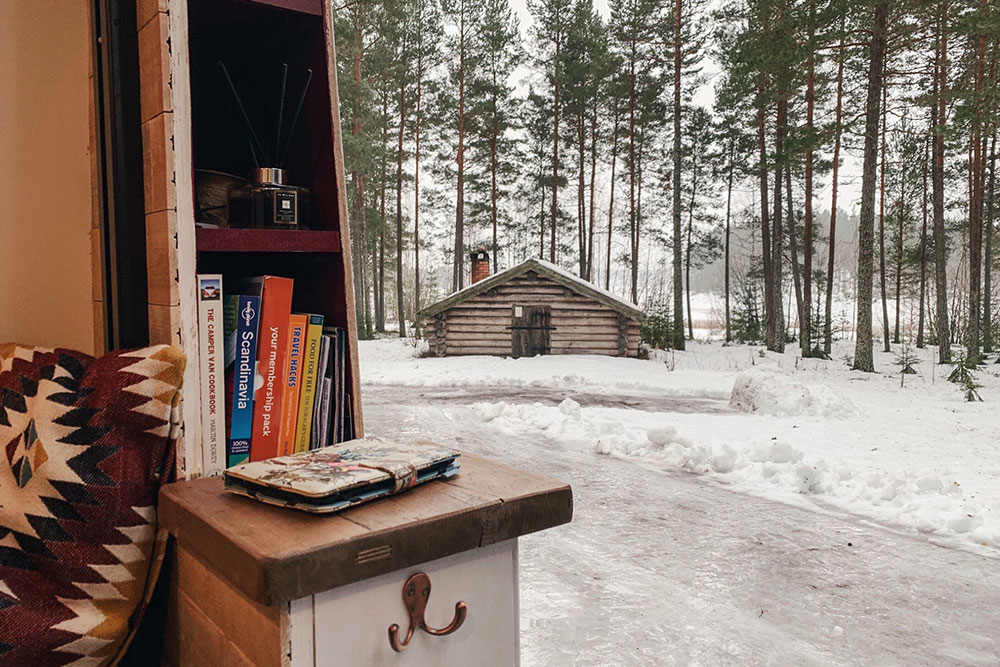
[428,273,640,358]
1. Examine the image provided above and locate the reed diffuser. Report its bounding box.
[221,62,314,229]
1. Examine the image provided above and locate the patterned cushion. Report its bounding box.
[0,344,185,666]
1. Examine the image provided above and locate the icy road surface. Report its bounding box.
[365,385,1000,666]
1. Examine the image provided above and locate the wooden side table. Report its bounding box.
[158,454,573,666]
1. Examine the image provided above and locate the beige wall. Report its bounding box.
[0,1,97,354]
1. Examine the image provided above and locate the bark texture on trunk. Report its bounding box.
[853,2,889,373]
[932,0,951,364]
[395,83,407,338]
[825,15,846,356]
[672,0,686,348]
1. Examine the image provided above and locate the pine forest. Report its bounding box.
[334,0,1000,369]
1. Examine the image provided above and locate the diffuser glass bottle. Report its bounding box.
[228,167,310,229]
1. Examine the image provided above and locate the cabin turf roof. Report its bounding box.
[418,258,644,321]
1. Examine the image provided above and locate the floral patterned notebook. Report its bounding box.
[223,437,461,513]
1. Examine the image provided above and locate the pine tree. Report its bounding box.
[853,1,890,373]
[529,0,573,266]
[409,0,443,326]
[467,0,521,274]
[609,0,666,304]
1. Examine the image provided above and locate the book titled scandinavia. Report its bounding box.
[223,437,460,513]
[227,294,261,468]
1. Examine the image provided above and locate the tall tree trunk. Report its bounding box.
[413,55,423,335]
[395,82,407,338]
[802,0,816,356]
[895,134,904,344]
[578,113,586,276]
[453,0,467,292]
[878,78,891,352]
[672,0,685,348]
[825,14,846,356]
[491,89,499,274]
[771,97,787,353]
[932,0,951,364]
[853,1,889,373]
[967,1,987,360]
[587,108,598,282]
[628,42,639,304]
[918,135,930,348]
[724,138,735,343]
[550,34,561,265]
[606,105,620,291]
[786,168,804,341]
[635,130,645,303]
[377,96,388,332]
[685,150,699,341]
[350,21,370,339]
[758,80,774,350]
[539,184,546,258]
[985,128,996,352]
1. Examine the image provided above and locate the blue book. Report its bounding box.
[228,294,261,467]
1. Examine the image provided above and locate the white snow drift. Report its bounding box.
[360,337,1000,552]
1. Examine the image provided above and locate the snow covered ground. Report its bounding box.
[361,338,1000,553]
[361,341,1000,665]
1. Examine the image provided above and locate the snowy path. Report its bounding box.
[365,385,1000,666]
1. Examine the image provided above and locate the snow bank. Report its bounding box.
[362,337,1000,552]
[730,367,859,418]
[360,338,734,398]
[466,398,999,551]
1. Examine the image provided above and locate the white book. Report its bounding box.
[197,274,224,476]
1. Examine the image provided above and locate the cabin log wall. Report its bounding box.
[428,274,639,357]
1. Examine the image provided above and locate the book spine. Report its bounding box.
[228,295,260,467]
[277,314,307,457]
[197,274,224,476]
[311,335,332,450]
[250,276,295,461]
[294,314,325,453]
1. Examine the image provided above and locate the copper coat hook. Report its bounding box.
[388,572,468,652]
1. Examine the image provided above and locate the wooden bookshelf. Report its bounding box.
[138,0,363,479]
[134,3,573,666]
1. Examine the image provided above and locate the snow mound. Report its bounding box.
[466,398,998,550]
[729,367,859,418]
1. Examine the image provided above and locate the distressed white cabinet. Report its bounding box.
[160,454,572,666]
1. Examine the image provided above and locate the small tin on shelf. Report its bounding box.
[228,167,310,229]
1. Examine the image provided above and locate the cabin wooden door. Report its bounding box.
[511,305,552,358]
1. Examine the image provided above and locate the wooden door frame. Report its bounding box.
[90,0,149,351]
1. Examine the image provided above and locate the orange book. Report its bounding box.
[246,275,294,461]
[277,314,308,456]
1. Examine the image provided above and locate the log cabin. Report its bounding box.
[420,252,643,358]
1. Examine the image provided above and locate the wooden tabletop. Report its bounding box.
[159,453,573,605]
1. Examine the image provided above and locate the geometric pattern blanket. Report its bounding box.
[0,343,185,666]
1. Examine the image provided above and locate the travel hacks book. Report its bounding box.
[243,275,295,462]
[294,313,325,453]
[197,274,224,477]
[277,313,308,457]
[227,294,261,468]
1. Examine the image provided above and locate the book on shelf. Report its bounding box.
[201,277,352,469]
[311,335,332,450]
[196,274,224,477]
[225,294,261,468]
[242,276,294,462]
[294,314,324,453]
[277,314,308,457]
